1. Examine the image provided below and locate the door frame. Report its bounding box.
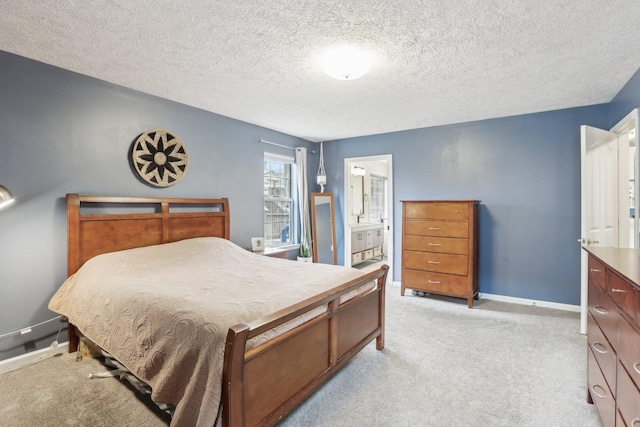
[343,154,393,283]
[610,108,639,247]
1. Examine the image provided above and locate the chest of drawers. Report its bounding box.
[401,200,479,307]
[584,247,640,427]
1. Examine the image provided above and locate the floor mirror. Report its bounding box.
[311,192,337,264]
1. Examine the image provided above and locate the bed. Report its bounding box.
[49,194,388,427]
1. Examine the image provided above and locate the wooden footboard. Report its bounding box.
[223,264,388,427]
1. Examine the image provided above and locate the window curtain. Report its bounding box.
[295,147,312,258]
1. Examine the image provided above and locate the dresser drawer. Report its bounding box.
[404,251,468,276]
[587,347,615,427]
[589,282,619,349]
[404,202,469,220]
[587,312,616,396]
[404,220,468,238]
[618,316,640,391]
[404,235,468,255]
[403,269,467,296]
[588,256,606,292]
[608,270,638,321]
[616,360,640,427]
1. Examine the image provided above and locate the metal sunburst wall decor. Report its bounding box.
[131,129,188,187]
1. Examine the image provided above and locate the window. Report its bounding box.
[370,175,387,222]
[264,153,294,247]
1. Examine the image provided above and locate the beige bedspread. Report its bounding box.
[48,237,370,427]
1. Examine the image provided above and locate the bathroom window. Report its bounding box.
[370,175,387,222]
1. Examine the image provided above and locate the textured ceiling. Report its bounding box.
[2,1,640,142]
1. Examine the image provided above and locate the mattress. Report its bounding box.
[49,237,371,426]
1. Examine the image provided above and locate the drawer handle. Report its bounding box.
[428,280,441,284]
[593,306,608,315]
[634,361,640,375]
[611,288,625,293]
[428,261,440,264]
[591,342,607,354]
[590,384,606,399]
[428,227,441,231]
[428,243,441,247]
[590,268,602,273]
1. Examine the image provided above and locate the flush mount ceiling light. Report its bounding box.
[320,45,374,80]
[0,185,15,210]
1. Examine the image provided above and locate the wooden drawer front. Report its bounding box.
[404,235,468,255]
[404,202,469,220]
[617,360,640,427]
[404,251,468,276]
[587,312,616,395]
[587,348,615,427]
[403,269,467,296]
[405,220,468,238]
[588,256,606,292]
[608,270,638,320]
[589,282,619,349]
[618,316,640,391]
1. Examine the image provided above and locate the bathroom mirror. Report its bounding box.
[351,174,364,216]
[311,192,337,264]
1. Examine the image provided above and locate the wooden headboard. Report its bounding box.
[66,194,230,276]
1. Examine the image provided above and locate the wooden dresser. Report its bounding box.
[401,200,479,308]
[584,246,640,427]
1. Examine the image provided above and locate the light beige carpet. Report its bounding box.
[0,351,169,427]
[0,286,601,426]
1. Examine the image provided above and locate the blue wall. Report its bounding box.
[610,68,640,126]
[2,47,639,361]
[0,51,315,360]
[323,106,611,305]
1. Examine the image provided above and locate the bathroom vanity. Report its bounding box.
[350,222,384,266]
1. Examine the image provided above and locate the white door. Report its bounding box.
[579,125,619,334]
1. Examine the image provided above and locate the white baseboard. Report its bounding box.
[0,342,68,375]
[392,281,580,312]
[480,293,580,312]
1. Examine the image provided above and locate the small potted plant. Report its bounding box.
[297,239,312,262]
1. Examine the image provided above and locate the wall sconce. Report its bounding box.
[0,185,15,210]
[351,166,366,176]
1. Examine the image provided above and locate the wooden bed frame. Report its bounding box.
[65,194,388,427]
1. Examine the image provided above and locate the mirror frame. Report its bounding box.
[311,192,337,264]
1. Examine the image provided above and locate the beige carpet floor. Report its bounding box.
[0,286,600,426]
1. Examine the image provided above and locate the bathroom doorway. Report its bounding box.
[343,154,393,284]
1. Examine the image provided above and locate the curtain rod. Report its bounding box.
[260,139,315,154]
